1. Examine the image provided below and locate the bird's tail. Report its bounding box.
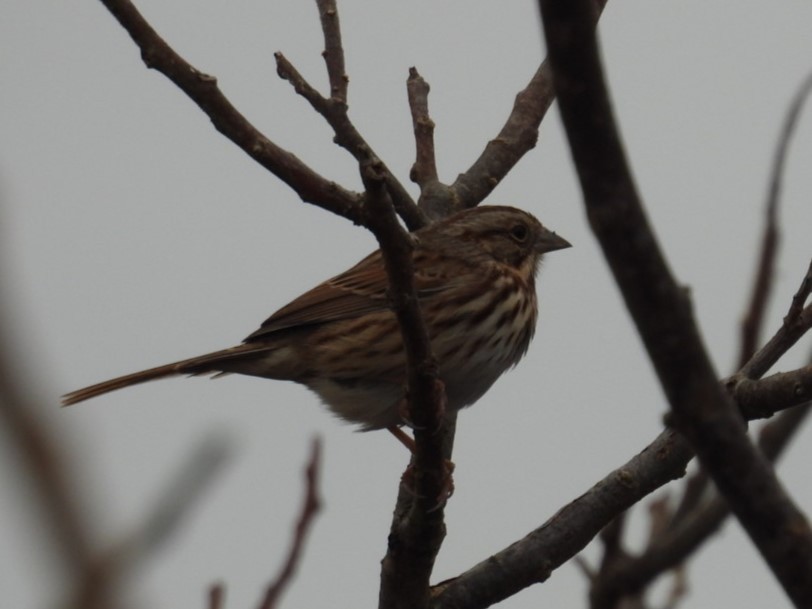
[61,344,271,406]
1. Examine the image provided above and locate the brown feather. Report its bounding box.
[61,344,271,406]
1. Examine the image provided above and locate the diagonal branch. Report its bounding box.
[739,297,812,381]
[538,0,812,606]
[432,429,694,609]
[97,0,363,221]
[589,402,811,609]
[432,366,812,609]
[274,0,426,230]
[448,0,608,212]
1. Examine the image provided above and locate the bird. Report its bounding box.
[63,205,570,435]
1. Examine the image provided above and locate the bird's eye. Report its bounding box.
[509,223,529,242]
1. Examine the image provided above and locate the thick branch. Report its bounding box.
[97,0,363,221]
[538,0,812,605]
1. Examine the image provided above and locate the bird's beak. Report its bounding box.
[537,228,572,254]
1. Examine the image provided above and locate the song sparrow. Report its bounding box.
[63,205,570,431]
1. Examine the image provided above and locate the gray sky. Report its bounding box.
[3,1,812,608]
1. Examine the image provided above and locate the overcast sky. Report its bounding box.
[3,1,812,608]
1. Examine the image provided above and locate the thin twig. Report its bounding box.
[740,302,812,380]
[736,71,812,367]
[316,0,348,103]
[787,259,812,325]
[274,3,426,230]
[258,438,323,609]
[734,364,812,419]
[738,171,780,368]
[407,68,439,188]
[432,429,694,609]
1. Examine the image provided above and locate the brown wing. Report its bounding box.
[245,248,473,342]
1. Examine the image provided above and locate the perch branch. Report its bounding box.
[358,162,449,609]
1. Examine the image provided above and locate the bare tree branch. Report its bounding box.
[739,167,780,368]
[274,1,426,230]
[432,373,812,609]
[589,402,811,608]
[316,0,348,103]
[447,0,608,213]
[358,162,449,609]
[407,68,439,190]
[432,429,694,609]
[538,0,812,606]
[258,438,322,609]
[81,3,812,608]
[744,70,812,354]
[787,260,812,326]
[97,0,364,221]
[739,299,812,381]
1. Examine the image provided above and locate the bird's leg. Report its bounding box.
[386,425,455,509]
[387,425,416,452]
